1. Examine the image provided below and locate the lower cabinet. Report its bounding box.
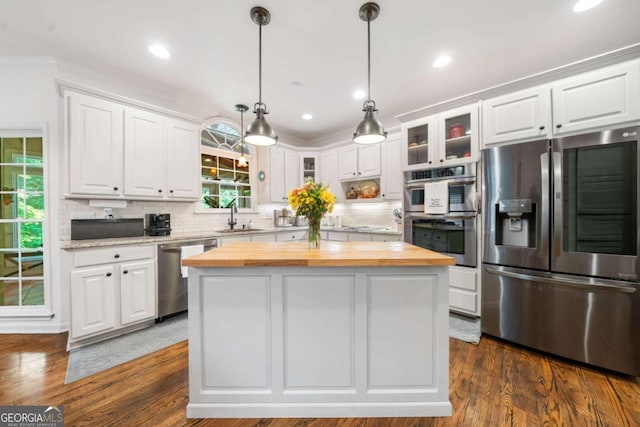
[275,230,307,241]
[322,231,402,242]
[67,245,156,344]
[448,266,479,316]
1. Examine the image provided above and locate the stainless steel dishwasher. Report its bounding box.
[157,238,217,322]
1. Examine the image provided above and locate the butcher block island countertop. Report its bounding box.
[184,241,454,419]
[182,241,455,267]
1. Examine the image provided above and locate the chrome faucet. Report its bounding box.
[226,199,238,230]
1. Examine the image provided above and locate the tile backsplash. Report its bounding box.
[59,199,402,241]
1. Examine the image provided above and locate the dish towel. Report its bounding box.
[180,245,204,278]
[424,181,449,214]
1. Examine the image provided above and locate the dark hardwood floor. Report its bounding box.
[1,333,638,426]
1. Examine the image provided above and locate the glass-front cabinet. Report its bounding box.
[402,104,479,170]
[300,154,318,183]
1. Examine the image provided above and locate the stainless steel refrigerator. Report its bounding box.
[482,125,640,376]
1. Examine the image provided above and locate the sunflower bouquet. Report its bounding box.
[288,180,335,248]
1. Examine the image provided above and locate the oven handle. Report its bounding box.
[406,213,476,220]
[485,266,637,294]
[405,177,476,187]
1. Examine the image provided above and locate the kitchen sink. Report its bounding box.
[216,228,264,233]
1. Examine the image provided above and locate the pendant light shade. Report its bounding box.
[235,104,249,167]
[353,2,387,144]
[245,6,278,147]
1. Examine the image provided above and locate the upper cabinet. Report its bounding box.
[338,144,381,180]
[551,61,640,136]
[68,92,124,197]
[269,146,299,202]
[482,86,550,146]
[300,153,318,183]
[319,148,341,202]
[65,89,201,201]
[402,104,479,170]
[381,135,402,200]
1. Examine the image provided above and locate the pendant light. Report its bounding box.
[245,6,278,146]
[235,104,249,167]
[353,2,387,144]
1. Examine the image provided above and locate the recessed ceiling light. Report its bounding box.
[353,90,366,100]
[433,55,452,68]
[148,44,170,59]
[573,0,604,12]
[302,113,313,120]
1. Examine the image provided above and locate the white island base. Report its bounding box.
[186,263,451,419]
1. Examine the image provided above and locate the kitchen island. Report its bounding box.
[182,241,455,418]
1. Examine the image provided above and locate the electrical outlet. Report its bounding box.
[103,208,113,218]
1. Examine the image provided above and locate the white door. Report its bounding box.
[381,136,402,199]
[68,92,124,196]
[482,86,550,146]
[552,61,640,135]
[269,147,286,202]
[70,266,116,339]
[120,260,156,325]
[357,144,381,178]
[284,149,300,193]
[123,107,166,198]
[166,118,200,199]
[338,145,358,180]
[320,149,341,201]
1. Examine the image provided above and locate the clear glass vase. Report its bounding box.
[308,217,321,249]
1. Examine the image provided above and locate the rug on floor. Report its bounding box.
[449,312,481,344]
[65,313,187,384]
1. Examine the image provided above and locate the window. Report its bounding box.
[0,135,45,308]
[201,120,253,210]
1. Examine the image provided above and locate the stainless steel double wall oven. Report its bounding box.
[404,164,478,267]
[482,125,640,376]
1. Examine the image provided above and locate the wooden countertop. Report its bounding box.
[182,241,455,267]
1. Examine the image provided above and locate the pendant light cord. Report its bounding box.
[367,16,371,103]
[258,21,263,106]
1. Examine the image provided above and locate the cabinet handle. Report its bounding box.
[123,270,129,274]
[114,254,120,259]
[113,186,119,191]
[106,272,112,277]
[539,126,545,130]
[556,124,562,129]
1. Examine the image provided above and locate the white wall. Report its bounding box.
[0,58,62,332]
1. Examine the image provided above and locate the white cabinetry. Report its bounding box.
[402,104,479,170]
[68,245,156,344]
[300,153,318,183]
[338,144,381,180]
[67,92,124,197]
[270,146,300,202]
[124,107,200,200]
[275,230,307,241]
[551,60,640,135]
[482,86,550,146]
[320,148,341,202]
[448,266,479,316]
[381,134,402,199]
[65,89,200,201]
[322,231,402,242]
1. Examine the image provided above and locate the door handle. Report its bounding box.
[485,266,636,294]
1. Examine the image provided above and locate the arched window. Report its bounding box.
[200,118,254,210]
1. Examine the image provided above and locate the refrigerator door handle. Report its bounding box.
[485,266,637,294]
[551,151,563,257]
[540,151,550,258]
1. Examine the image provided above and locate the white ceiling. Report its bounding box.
[1,0,640,145]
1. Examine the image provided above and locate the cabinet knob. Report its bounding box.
[382,193,385,197]
[158,189,163,193]
[358,172,361,175]
[170,189,174,194]
[123,270,129,274]
[539,126,545,130]
[106,272,112,277]
[440,159,444,163]
[428,161,432,165]
[114,254,120,259]
[353,172,356,176]
[556,124,562,129]
[113,186,119,191]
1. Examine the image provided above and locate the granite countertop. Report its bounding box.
[61,227,308,249]
[182,241,454,268]
[62,225,402,249]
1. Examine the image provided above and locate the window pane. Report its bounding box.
[25,138,43,164]
[21,279,44,305]
[21,194,45,220]
[0,281,20,306]
[21,222,43,249]
[236,171,250,184]
[0,223,17,249]
[219,157,234,170]
[219,169,234,182]
[238,197,251,209]
[23,167,44,191]
[1,138,23,163]
[202,166,218,180]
